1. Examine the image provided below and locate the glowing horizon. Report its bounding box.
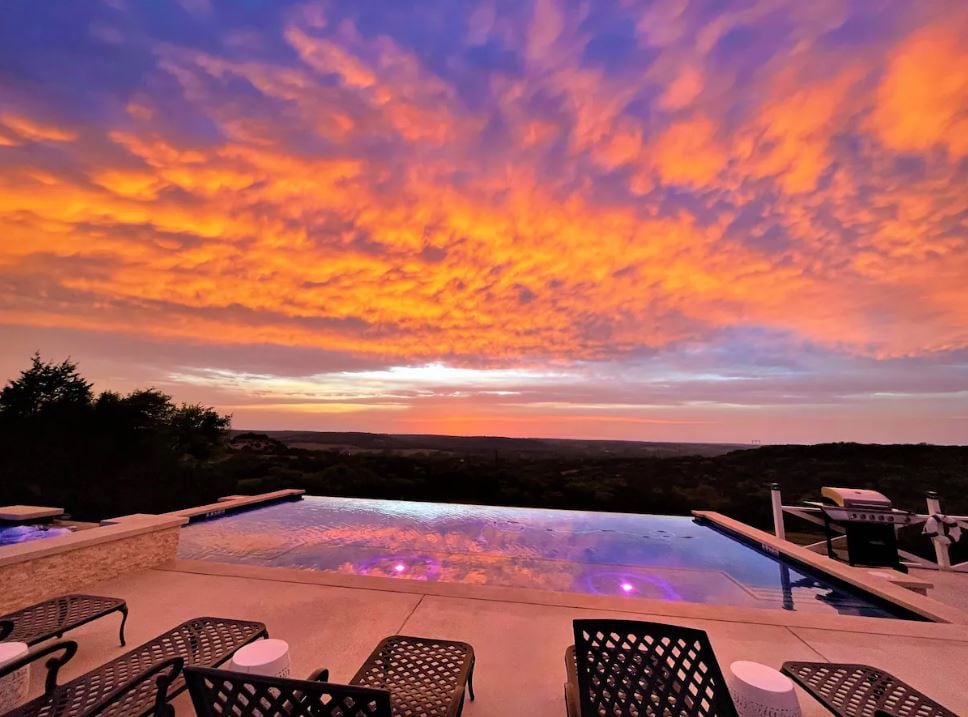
[1,0,966,444]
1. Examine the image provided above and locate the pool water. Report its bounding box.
[0,524,72,546]
[178,496,912,619]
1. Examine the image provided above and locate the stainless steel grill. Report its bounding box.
[818,487,903,525]
[811,487,910,569]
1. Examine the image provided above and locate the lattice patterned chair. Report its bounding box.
[0,595,128,647]
[350,635,475,717]
[0,616,267,717]
[185,666,393,717]
[565,619,738,717]
[782,662,957,717]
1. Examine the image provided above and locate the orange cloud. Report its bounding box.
[651,116,727,186]
[659,65,704,111]
[0,114,77,143]
[285,27,377,88]
[748,68,861,193]
[0,2,966,371]
[871,26,968,156]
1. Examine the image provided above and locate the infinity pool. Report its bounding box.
[0,523,72,546]
[178,496,914,619]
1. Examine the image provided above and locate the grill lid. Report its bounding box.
[821,487,892,510]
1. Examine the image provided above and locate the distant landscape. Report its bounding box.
[252,430,748,459]
[229,430,967,530]
[2,356,965,562]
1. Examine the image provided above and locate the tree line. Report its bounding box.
[0,354,233,519]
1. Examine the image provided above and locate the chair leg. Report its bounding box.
[119,606,129,647]
[467,661,475,701]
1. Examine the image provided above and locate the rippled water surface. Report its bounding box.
[178,496,910,618]
[0,524,72,546]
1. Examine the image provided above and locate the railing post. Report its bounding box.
[925,490,952,571]
[769,483,785,541]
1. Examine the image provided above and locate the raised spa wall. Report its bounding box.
[0,515,185,614]
[0,490,303,614]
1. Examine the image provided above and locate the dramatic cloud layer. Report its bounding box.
[1,0,965,442]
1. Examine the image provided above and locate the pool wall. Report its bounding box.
[693,510,966,624]
[0,514,186,613]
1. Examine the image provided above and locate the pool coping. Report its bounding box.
[0,505,65,523]
[163,558,968,641]
[692,511,968,625]
[163,489,305,522]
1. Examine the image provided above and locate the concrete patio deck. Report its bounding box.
[19,560,968,716]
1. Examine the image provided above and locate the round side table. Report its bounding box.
[231,639,291,678]
[728,660,802,717]
[0,642,30,713]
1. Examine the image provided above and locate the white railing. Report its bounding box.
[767,484,968,572]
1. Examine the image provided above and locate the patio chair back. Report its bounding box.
[185,666,393,717]
[573,619,738,717]
[783,661,957,717]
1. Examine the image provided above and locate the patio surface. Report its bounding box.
[19,560,968,716]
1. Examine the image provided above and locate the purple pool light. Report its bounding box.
[351,554,443,581]
[580,569,684,601]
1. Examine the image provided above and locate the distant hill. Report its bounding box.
[225,435,967,539]
[232,430,751,459]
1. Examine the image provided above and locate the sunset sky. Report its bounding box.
[1,0,966,444]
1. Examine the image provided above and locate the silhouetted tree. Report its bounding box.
[0,353,92,418]
[0,354,233,519]
[169,403,232,459]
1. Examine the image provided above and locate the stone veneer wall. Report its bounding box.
[0,526,180,614]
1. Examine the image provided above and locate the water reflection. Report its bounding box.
[178,496,903,617]
[779,563,793,611]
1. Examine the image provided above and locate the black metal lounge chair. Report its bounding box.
[350,635,475,717]
[185,634,475,717]
[0,616,267,717]
[0,595,128,647]
[185,666,393,717]
[565,619,738,717]
[782,661,957,717]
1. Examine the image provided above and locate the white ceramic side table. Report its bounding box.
[728,660,802,717]
[230,639,291,678]
[0,642,30,714]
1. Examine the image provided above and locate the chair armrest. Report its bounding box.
[0,640,78,697]
[83,656,184,717]
[0,619,13,641]
[307,667,330,682]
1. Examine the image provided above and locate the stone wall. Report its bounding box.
[0,526,180,614]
